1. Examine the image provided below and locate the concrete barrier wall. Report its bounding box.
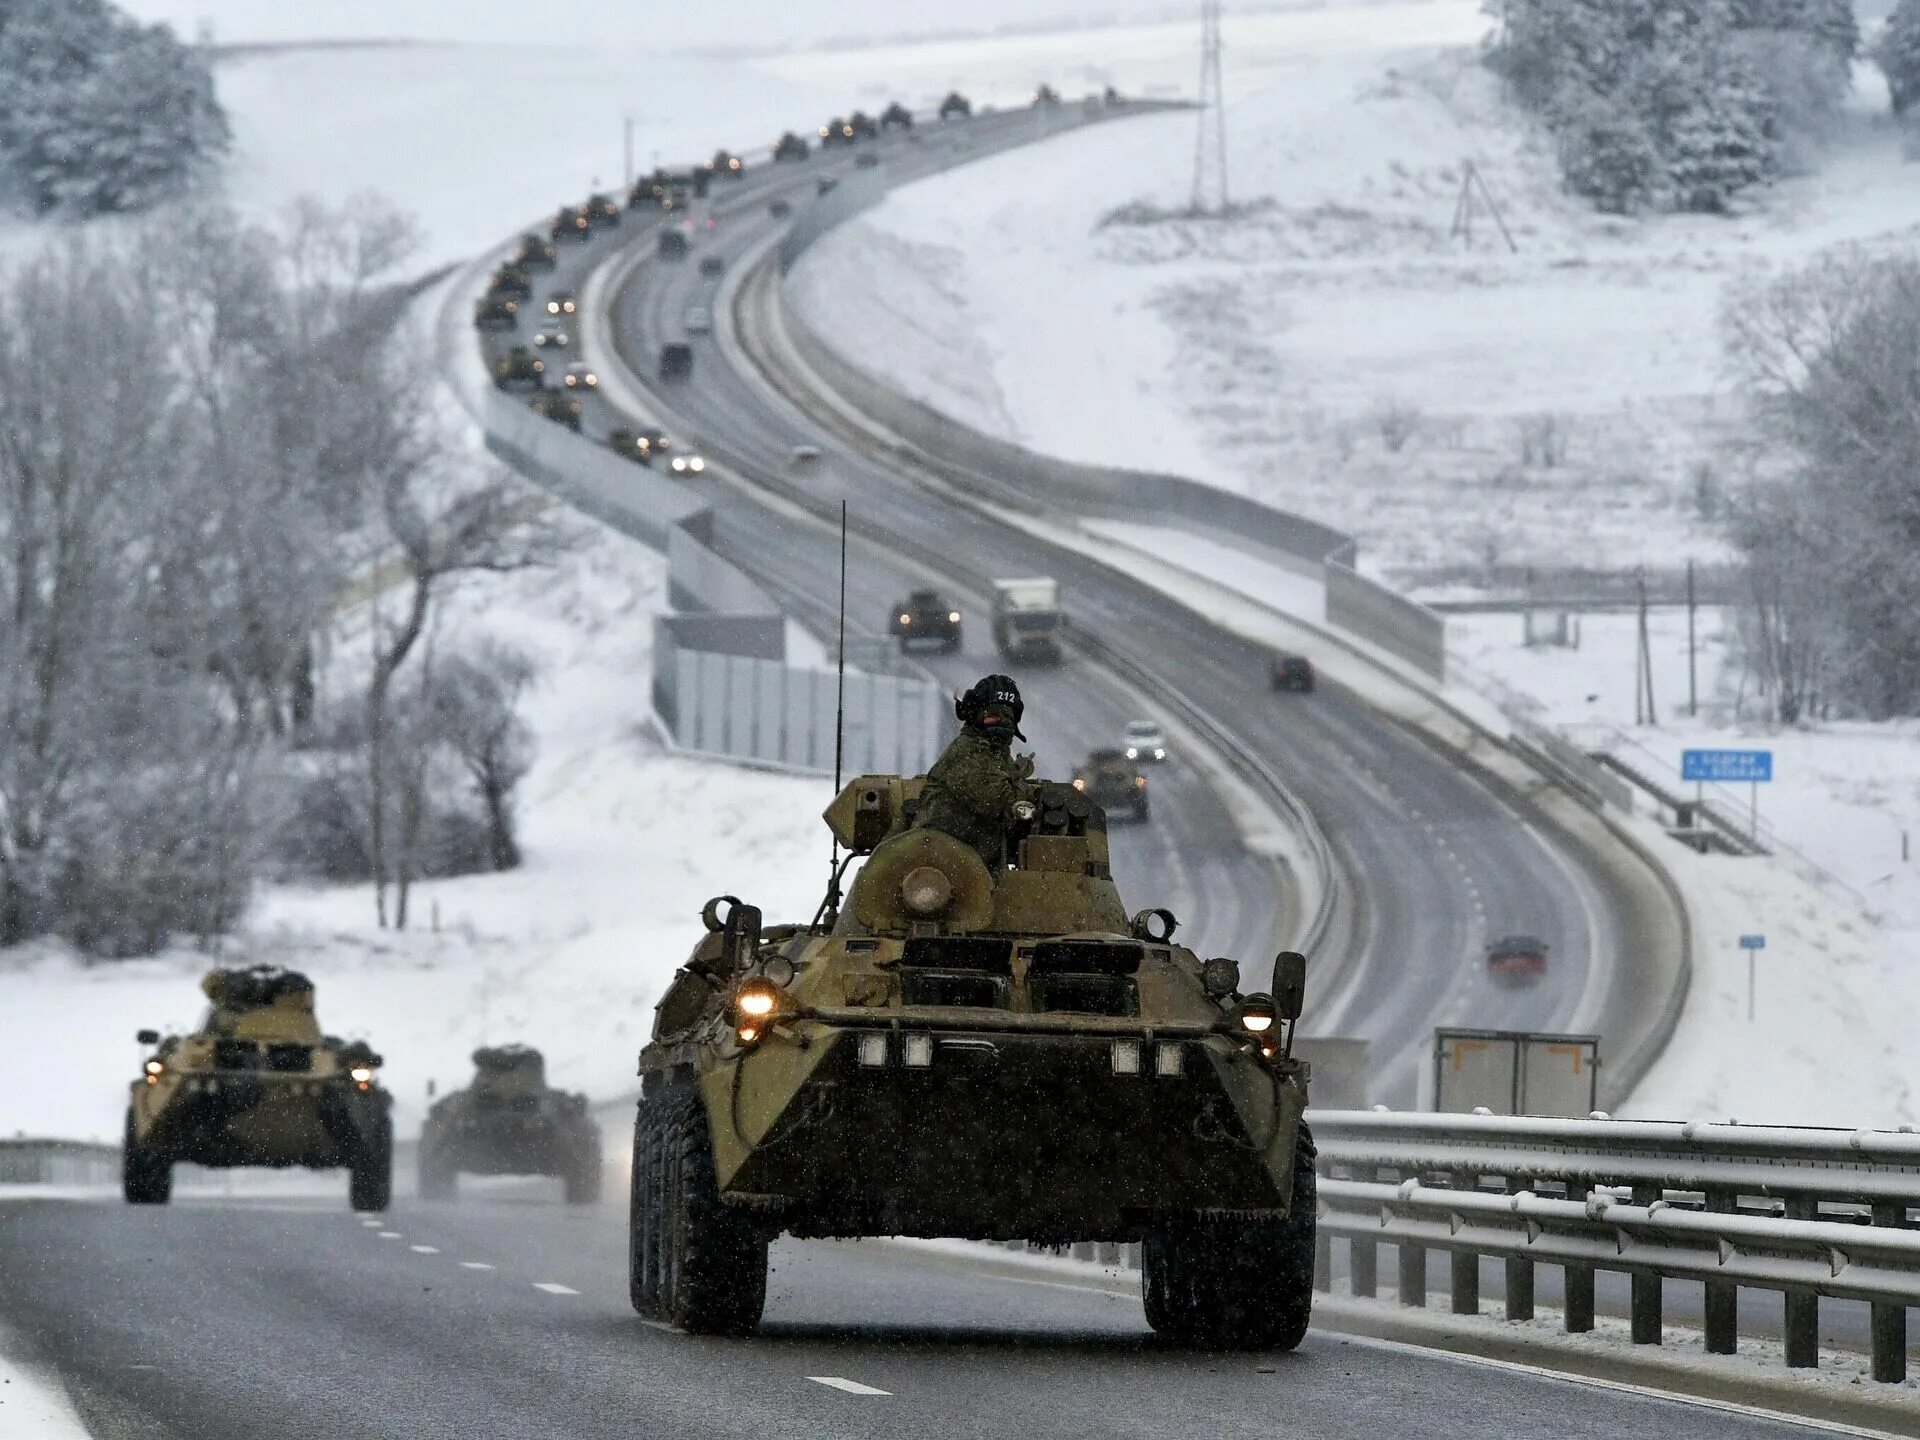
[776,187,1447,680]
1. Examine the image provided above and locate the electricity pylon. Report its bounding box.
[1191,0,1228,215]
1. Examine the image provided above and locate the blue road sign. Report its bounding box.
[1739,934,1766,951]
[1684,749,1773,784]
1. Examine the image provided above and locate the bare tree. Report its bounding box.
[432,643,539,873]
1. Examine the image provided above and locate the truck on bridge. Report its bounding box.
[991,577,1064,663]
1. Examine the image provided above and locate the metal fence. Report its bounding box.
[0,1139,119,1185]
[1313,1109,1920,1382]
[480,385,946,775]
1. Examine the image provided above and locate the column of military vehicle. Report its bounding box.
[418,1046,601,1203]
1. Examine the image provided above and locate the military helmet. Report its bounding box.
[957,674,1025,739]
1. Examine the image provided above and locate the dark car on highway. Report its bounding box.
[699,254,725,278]
[659,343,694,382]
[1487,934,1548,986]
[1271,655,1315,693]
[658,229,690,260]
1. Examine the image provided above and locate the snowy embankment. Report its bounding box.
[792,1,1920,590]
[790,7,1920,1125]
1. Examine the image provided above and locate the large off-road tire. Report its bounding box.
[564,1135,603,1206]
[643,1083,768,1335]
[349,1115,393,1213]
[1143,1122,1316,1350]
[417,1140,456,1202]
[121,1110,172,1206]
[628,1100,663,1317]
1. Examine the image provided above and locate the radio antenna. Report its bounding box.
[820,501,850,930]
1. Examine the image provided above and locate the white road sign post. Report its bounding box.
[1740,934,1766,1021]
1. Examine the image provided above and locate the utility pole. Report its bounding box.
[1191,0,1228,215]
[623,115,636,192]
[1686,558,1698,719]
[1635,567,1656,726]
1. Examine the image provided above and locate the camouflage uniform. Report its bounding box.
[913,726,1024,871]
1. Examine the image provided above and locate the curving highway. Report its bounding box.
[527,111,1663,1111]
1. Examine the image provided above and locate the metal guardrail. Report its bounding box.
[0,1139,120,1185]
[1313,1110,1920,1382]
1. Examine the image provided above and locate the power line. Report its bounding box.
[1191,0,1228,215]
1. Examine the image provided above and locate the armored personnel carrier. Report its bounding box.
[418,1045,601,1203]
[124,966,392,1210]
[494,346,546,391]
[513,233,558,270]
[1073,748,1150,822]
[474,294,519,331]
[631,772,1314,1345]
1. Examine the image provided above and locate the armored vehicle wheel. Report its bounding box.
[564,1136,603,1206]
[121,1110,172,1206]
[644,1083,767,1334]
[417,1143,456,1202]
[1143,1124,1315,1350]
[628,1101,663,1317]
[350,1116,393,1213]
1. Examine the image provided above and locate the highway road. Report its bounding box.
[483,108,1659,1110]
[0,1188,1829,1440]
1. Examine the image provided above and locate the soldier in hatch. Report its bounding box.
[910,674,1032,871]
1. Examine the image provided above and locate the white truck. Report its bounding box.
[991,577,1065,663]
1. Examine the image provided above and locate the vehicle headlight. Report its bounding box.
[1136,777,1147,789]
[900,613,912,625]
[144,1059,165,1076]
[1125,747,1138,758]
[732,978,790,1044]
[1072,777,1086,791]
[349,1065,374,1084]
[1154,747,1166,759]
[690,457,705,472]
[1233,994,1278,1037]
[948,611,961,623]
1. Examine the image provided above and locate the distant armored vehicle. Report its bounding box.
[847,110,879,140]
[699,254,726,278]
[659,342,694,381]
[551,205,591,242]
[474,294,519,331]
[891,589,962,652]
[1074,748,1150,822]
[494,346,546,391]
[939,91,973,120]
[880,101,914,130]
[609,425,671,465]
[124,966,391,1210]
[1123,719,1168,764]
[1487,935,1548,986]
[1032,83,1061,108]
[587,192,622,227]
[489,265,533,301]
[773,131,810,161]
[530,392,584,429]
[658,229,690,260]
[1270,655,1315,693]
[630,773,1314,1345]
[991,577,1065,663]
[705,149,745,180]
[819,116,854,146]
[418,1045,601,1204]
[513,233,557,270]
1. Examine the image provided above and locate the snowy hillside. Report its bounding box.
[793,1,1920,590]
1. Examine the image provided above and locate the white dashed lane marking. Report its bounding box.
[460,1262,494,1271]
[359,1219,383,1228]
[533,1282,579,1295]
[377,1231,402,1240]
[809,1377,891,1396]
[409,1245,439,1254]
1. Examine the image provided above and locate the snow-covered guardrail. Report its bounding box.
[1312,1109,1920,1383]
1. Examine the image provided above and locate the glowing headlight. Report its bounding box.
[948,611,961,623]
[1135,777,1147,789]
[736,986,778,1019]
[900,613,912,625]
[1154,747,1166,759]
[144,1059,165,1076]
[1125,747,1138,758]
[689,457,706,472]
[1234,995,1278,1035]
[1072,777,1086,791]
[349,1066,374,1083]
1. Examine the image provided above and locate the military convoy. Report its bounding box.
[773,131,810,161]
[630,772,1314,1346]
[124,967,392,1210]
[418,1046,601,1203]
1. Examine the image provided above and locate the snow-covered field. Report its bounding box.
[793,1,1920,589]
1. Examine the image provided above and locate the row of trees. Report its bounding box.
[1488,0,1858,214]
[0,200,555,957]
[0,0,228,215]
[1722,251,1920,722]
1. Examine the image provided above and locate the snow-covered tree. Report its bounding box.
[1556,90,1664,211]
[1875,0,1920,114]
[1663,57,1775,211]
[0,0,228,216]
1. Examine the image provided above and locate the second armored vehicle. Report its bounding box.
[513,233,557,270]
[124,966,392,1210]
[494,346,546,391]
[418,1045,601,1203]
[1073,748,1150,822]
[474,294,519,331]
[608,425,671,465]
[551,205,592,242]
[891,589,962,652]
[631,772,1314,1345]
